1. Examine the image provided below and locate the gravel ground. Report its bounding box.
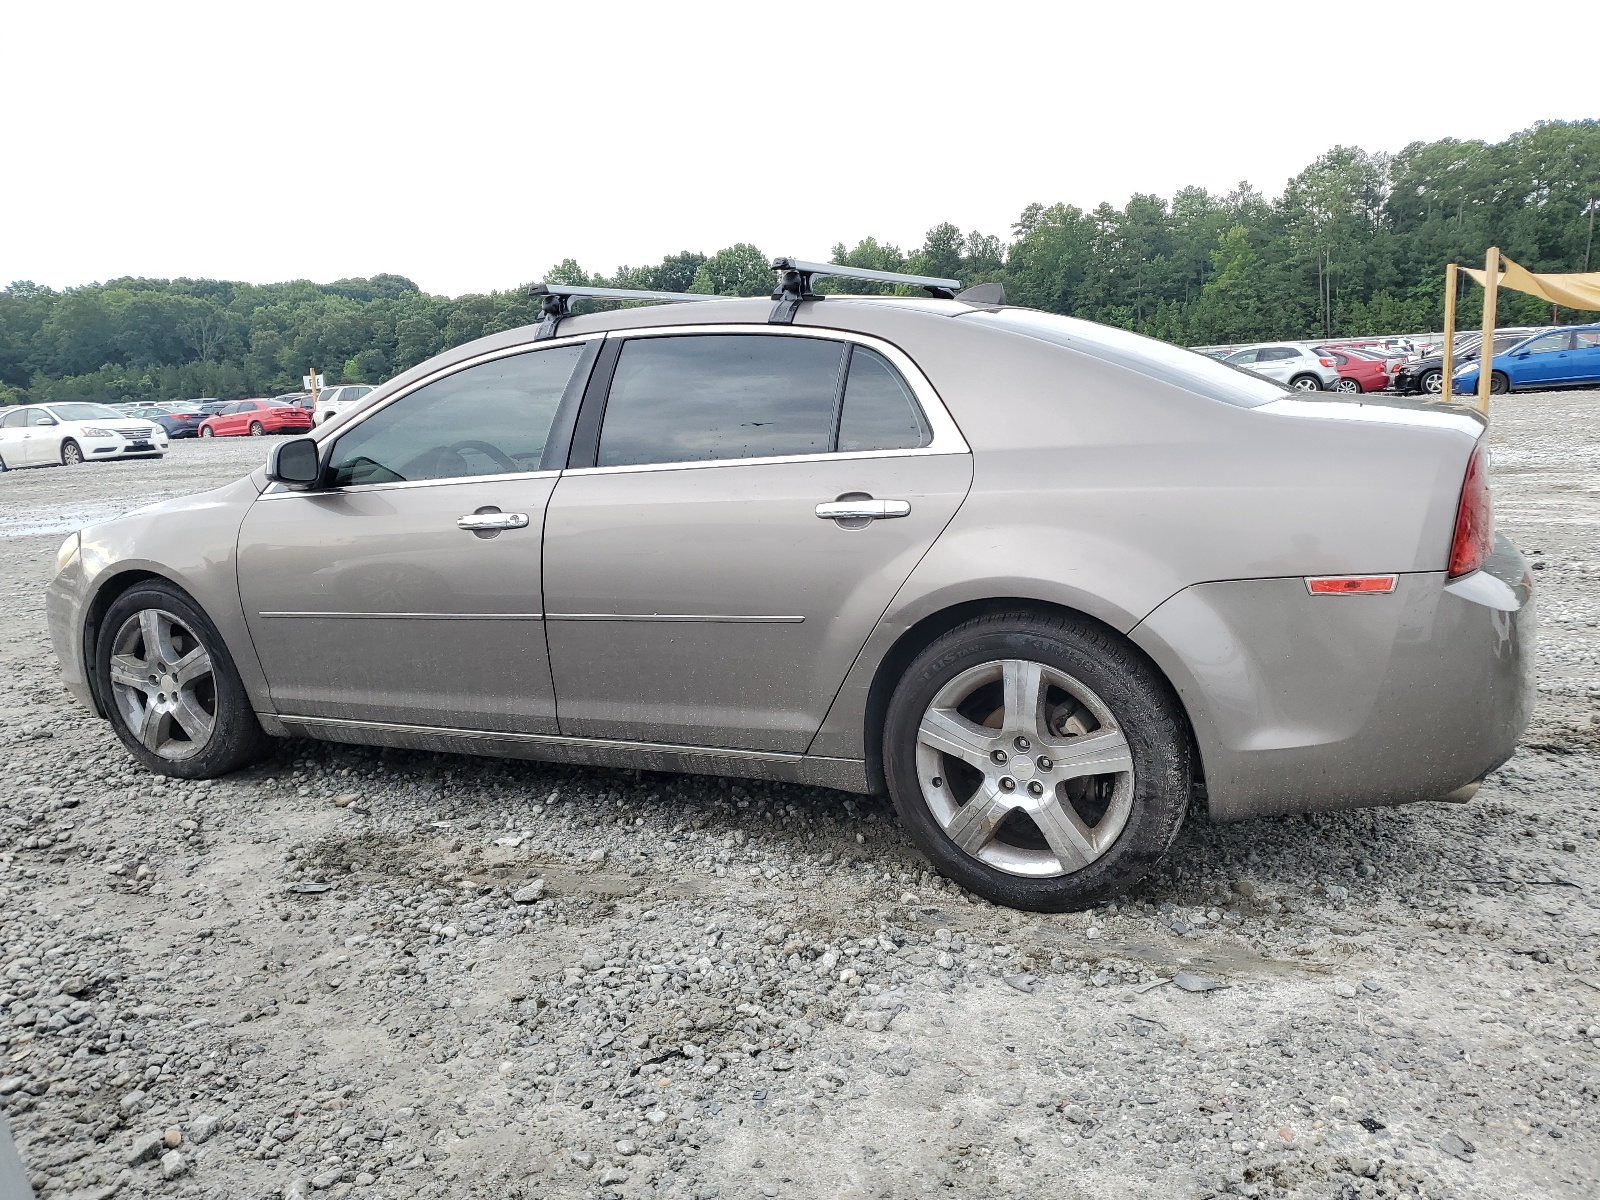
[0,398,1596,1200]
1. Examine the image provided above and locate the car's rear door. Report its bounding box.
[0,407,34,466]
[236,337,596,732]
[541,327,972,753]
[1570,329,1600,384]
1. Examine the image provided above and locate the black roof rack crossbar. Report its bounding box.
[768,257,961,324]
[529,283,720,340]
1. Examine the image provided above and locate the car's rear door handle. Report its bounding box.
[815,499,911,521]
[457,512,529,531]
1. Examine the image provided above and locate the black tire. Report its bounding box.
[1489,372,1510,395]
[248,421,265,436]
[1288,374,1322,391]
[200,426,214,438]
[61,440,83,466]
[1418,369,1442,396]
[882,610,1191,911]
[1332,377,1361,394]
[94,580,275,779]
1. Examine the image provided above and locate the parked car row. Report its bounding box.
[1208,325,1600,397]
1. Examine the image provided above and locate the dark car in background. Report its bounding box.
[1393,333,1529,396]
[126,404,205,439]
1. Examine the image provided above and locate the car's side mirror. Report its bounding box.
[267,437,322,490]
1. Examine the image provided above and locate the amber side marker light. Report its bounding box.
[1305,575,1399,595]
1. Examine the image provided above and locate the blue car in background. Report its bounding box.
[1453,323,1600,394]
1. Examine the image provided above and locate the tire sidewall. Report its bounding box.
[94,581,271,778]
[883,617,1189,911]
[61,440,82,466]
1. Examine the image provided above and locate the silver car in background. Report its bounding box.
[42,273,1533,910]
[1222,344,1342,390]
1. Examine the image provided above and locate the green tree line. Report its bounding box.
[3,119,1597,406]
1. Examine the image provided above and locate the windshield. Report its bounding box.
[46,403,123,421]
[964,310,1286,408]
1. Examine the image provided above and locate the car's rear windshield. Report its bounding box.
[961,309,1286,409]
[46,403,124,421]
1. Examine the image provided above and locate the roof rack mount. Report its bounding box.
[768,257,961,324]
[529,283,719,340]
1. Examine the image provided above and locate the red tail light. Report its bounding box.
[1447,443,1491,578]
[1318,358,1335,367]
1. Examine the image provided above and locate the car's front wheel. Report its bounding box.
[1289,374,1322,391]
[1490,372,1510,395]
[1419,369,1442,395]
[883,611,1191,911]
[61,440,83,466]
[95,581,274,778]
[200,426,214,438]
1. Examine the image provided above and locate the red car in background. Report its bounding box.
[1313,347,1391,394]
[197,399,315,438]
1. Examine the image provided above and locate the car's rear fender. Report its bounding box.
[1128,532,1534,819]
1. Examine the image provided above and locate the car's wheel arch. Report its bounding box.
[79,565,277,732]
[856,595,1205,804]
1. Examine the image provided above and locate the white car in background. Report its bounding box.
[1222,344,1342,391]
[0,402,169,470]
[312,384,377,425]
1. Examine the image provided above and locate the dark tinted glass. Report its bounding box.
[597,334,845,467]
[328,344,585,486]
[836,347,930,452]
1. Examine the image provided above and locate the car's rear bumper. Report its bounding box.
[1131,532,1534,820]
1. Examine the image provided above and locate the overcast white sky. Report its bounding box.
[4,0,1591,297]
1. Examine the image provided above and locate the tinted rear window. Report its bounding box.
[963,310,1286,408]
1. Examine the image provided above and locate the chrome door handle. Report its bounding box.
[456,512,529,531]
[814,499,911,521]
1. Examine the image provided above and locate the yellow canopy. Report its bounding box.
[1463,254,1600,311]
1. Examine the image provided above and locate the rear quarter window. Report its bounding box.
[964,310,1287,408]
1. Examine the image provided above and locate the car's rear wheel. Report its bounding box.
[1419,369,1442,395]
[200,426,214,437]
[248,421,265,436]
[1332,377,1361,394]
[60,440,83,466]
[1289,374,1322,391]
[1490,372,1510,395]
[95,581,275,778]
[883,611,1191,911]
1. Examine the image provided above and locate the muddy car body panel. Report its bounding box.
[46,294,1533,825]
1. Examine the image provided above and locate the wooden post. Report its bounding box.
[1439,263,1457,401]
[1475,247,1499,418]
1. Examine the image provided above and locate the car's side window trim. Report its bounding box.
[563,324,966,477]
[564,338,624,470]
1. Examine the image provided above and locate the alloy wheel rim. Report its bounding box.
[64,444,81,464]
[1292,377,1318,391]
[915,658,1134,878]
[108,608,217,761]
[1334,379,1360,393]
[1424,372,1443,394]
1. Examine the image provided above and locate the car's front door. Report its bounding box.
[236,337,595,732]
[542,329,972,753]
